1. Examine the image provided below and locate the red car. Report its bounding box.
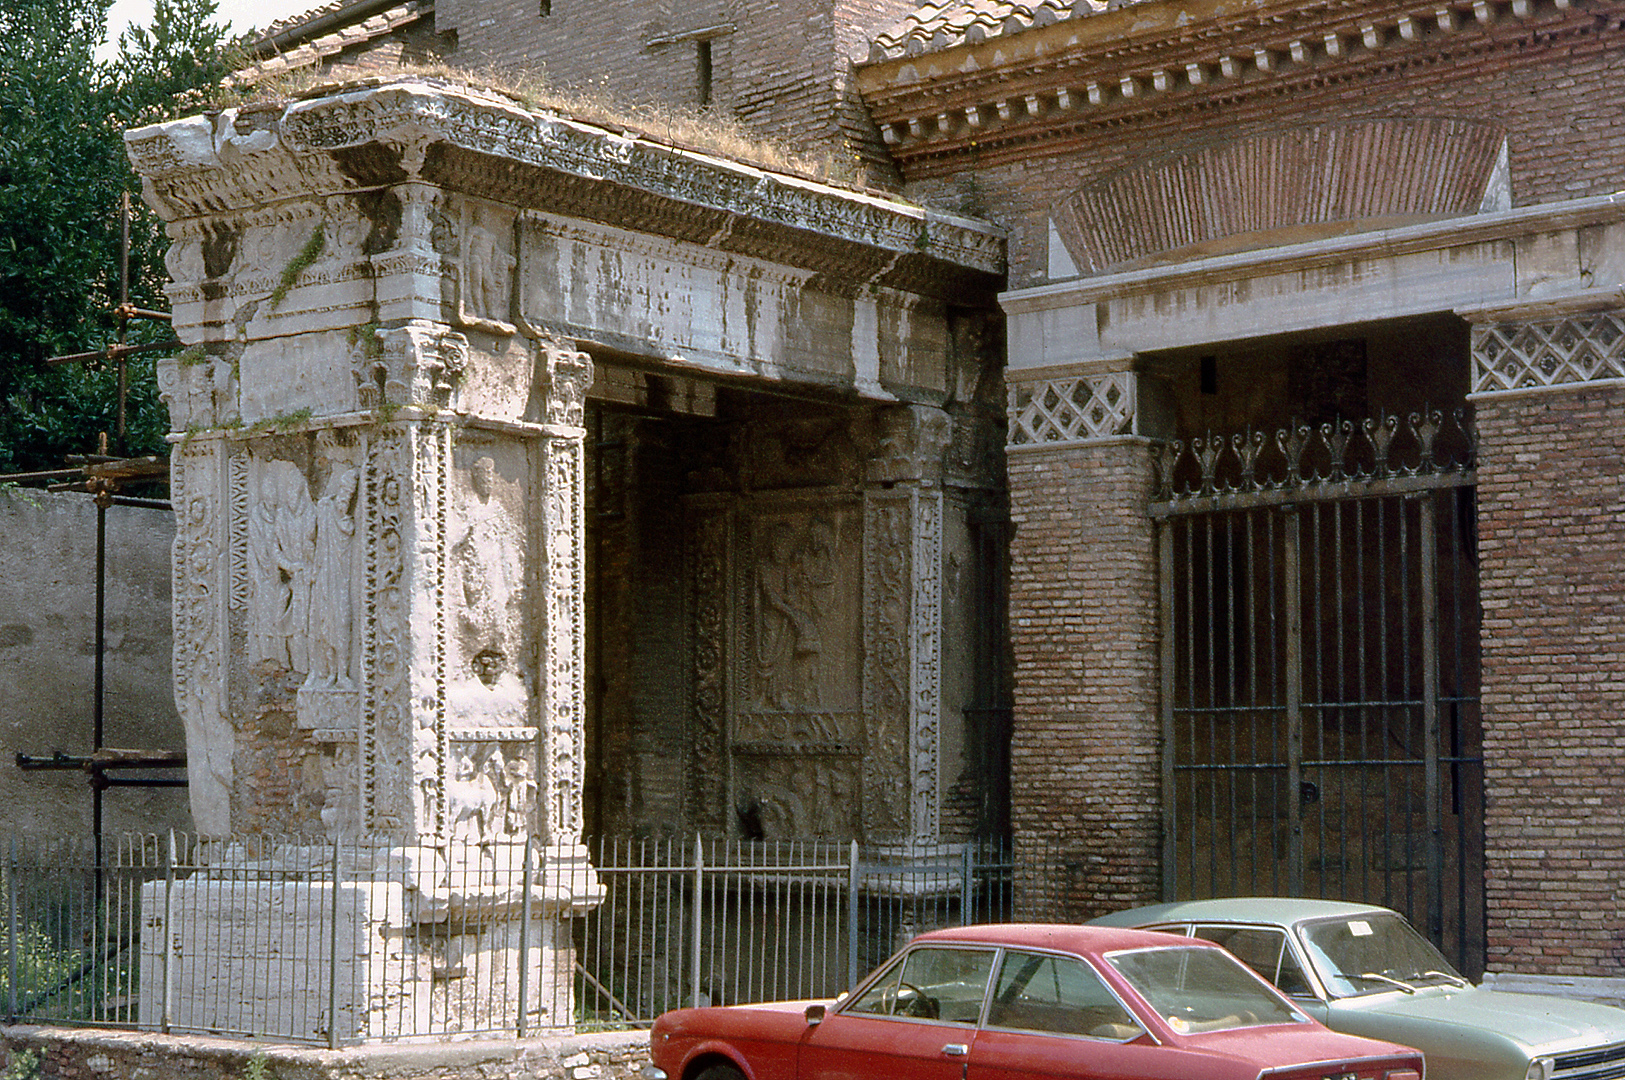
[649,923,1425,1080]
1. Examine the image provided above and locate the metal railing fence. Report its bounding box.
[0,833,1013,1043]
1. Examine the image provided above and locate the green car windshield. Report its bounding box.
[1298,912,1468,998]
[1106,947,1303,1033]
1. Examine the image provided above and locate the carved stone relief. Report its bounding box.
[447,449,529,734]
[862,492,912,839]
[687,499,730,835]
[457,199,518,335]
[730,502,864,839]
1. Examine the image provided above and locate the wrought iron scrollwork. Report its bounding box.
[1152,408,1476,503]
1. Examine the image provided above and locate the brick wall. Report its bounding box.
[435,0,916,180]
[1476,382,1625,979]
[902,15,1625,288]
[1007,439,1160,920]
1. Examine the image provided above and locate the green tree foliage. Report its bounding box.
[0,0,228,473]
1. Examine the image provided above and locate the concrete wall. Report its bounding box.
[0,491,190,839]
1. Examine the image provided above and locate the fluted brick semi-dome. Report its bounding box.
[867,0,1158,62]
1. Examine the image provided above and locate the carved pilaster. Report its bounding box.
[172,439,233,835]
[537,338,594,843]
[862,404,952,843]
[361,421,452,836]
[687,498,731,835]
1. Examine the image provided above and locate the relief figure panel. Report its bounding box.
[731,501,864,839]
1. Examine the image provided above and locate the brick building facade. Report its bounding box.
[231,0,1625,988]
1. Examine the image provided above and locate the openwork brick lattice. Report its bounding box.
[1007,371,1135,446]
[1472,314,1625,394]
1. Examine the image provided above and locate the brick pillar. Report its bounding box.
[1005,368,1162,919]
[1470,309,1625,982]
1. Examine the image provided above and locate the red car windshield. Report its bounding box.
[1105,946,1305,1033]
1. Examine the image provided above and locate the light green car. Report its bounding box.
[1091,898,1625,1080]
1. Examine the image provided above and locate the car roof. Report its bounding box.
[909,921,1221,955]
[1088,897,1398,929]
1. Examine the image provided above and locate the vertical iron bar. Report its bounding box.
[1158,519,1177,901]
[518,836,533,1037]
[847,840,859,991]
[1420,494,1443,944]
[960,844,972,925]
[1203,513,1217,897]
[1284,507,1303,897]
[1224,511,1238,896]
[329,837,340,1050]
[161,830,174,1034]
[691,835,703,1007]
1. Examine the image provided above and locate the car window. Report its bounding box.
[986,950,1142,1040]
[1298,913,1465,997]
[846,947,995,1024]
[1106,946,1304,1034]
[1193,925,1314,998]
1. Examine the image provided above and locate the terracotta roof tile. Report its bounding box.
[868,0,1156,63]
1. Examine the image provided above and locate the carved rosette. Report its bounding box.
[687,500,731,834]
[171,440,233,835]
[538,338,594,843]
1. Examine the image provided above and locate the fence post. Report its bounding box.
[7,838,17,1022]
[690,834,703,1007]
[328,837,341,1050]
[518,835,533,1037]
[161,830,174,1034]
[961,844,974,926]
[846,839,859,992]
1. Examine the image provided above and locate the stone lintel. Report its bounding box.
[1002,192,1625,371]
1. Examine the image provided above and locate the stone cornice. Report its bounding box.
[855,0,1605,174]
[126,77,1006,300]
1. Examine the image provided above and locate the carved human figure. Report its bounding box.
[462,214,514,325]
[451,457,526,723]
[248,466,282,664]
[502,754,535,835]
[754,518,836,710]
[274,466,316,673]
[446,747,499,843]
[309,466,359,688]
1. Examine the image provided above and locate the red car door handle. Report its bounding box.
[942,1044,969,1057]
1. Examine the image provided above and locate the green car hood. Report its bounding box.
[1330,987,1625,1080]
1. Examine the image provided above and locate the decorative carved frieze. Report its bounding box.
[1007,370,1136,447]
[1471,314,1625,395]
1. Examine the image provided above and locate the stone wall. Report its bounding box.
[1475,380,1625,979]
[1006,439,1160,919]
[0,492,190,838]
[0,1025,646,1080]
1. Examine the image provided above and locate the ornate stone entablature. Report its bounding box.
[857,0,1584,175]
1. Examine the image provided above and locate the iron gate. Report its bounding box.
[1152,412,1485,976]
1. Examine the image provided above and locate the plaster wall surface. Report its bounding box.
[0,492,190,838]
